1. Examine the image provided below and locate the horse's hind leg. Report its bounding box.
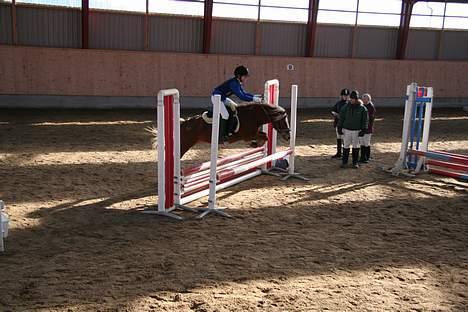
[249,131,268,148]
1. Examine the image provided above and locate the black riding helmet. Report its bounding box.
[350,90,360,100]
[234,65,249,78]
[340,88,350,96]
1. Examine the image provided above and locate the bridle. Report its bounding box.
[261,105,290,136]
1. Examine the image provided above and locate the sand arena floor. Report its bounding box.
[0,108,467,311]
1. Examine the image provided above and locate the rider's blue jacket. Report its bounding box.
[213,77,254,102]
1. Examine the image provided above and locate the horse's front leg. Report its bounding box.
[249,131,268,148]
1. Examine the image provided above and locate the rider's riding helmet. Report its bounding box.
[340,88,350,96]
[350,90,360,100]
[234,66,249,78]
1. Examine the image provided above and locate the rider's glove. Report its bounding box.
[253,95,263,103]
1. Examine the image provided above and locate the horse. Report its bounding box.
[150,103,291,158]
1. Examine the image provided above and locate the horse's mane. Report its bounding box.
[180,115,200,125]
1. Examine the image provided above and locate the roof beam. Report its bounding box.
[203,0,214,54]
[81,0,89,49]
[396,0,415,59]
[11,0,17,45]
[305,0,319,57]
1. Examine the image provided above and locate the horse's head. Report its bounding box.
[262,105,290,142]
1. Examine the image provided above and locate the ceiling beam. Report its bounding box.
[305,0,320,57]
[81,0,89,49]
[396,0,416,59]
[203,0,214,54]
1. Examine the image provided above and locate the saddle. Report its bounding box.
[202,103,240,134]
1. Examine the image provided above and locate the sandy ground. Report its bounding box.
[0,108,467,312]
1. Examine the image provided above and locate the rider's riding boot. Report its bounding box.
[218,118,229,144]
[359,146,368,163]
[341,148,350,168]
[352,148,360,168]
[331,139,342,159]
[226,114,235,137]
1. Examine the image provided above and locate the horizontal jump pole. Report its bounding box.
[180,170,262,204]
[182,153,265,190]
[432,150,468,160]
[182,151,265,183]
[408,149,468,165]
[182,146,264,176]
[182,153,266,193]
[427,159,468,172]
[217,149,292,181]
[181,167,259,199]
[429,168,468,182]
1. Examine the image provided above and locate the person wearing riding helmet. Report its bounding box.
[359,93,376,163]
[331,88,350,158]
[337,90,368,169]
[210,65,263,143]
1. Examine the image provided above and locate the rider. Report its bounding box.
[209,65,263,142]
[331,88,350,159]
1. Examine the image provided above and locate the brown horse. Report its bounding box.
[171,103,290,157]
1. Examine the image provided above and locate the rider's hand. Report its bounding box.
[253,95,263,103]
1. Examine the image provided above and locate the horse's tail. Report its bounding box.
[146,118,185,149]
[145,126,158,149]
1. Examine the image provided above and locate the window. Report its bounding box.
[411,2,445,29]
[317,0,358,25]
[16,0,80,7]
[317,10,356,25]
[90,0,146,12]
[259,1,308,23]
[357,12,400,27]
[260,6,308,22]
[318,0,357,12]
[261,0,308,9]
[213,1,258,20]
[358,0,401,14]
[150,0,204,16]
[356,0,401,26]
[444,3,468,30]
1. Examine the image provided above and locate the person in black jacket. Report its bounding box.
[337,90,368,169]
[331,88,350,158]
[359,93,376,163]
